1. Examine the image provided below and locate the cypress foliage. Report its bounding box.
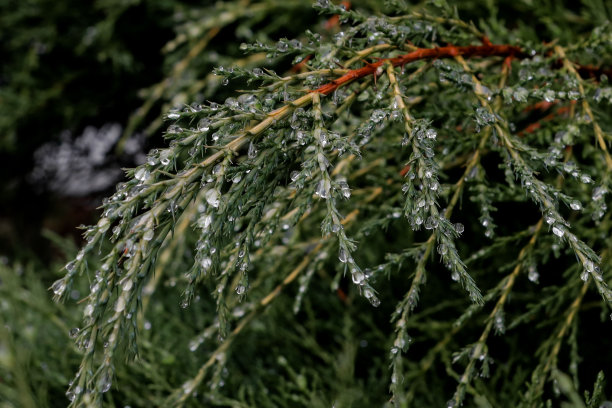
[4,1,612,407]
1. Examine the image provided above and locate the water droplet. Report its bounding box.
[543,89,556,102]
[205,189,220,208]
[552,225,565,238]
[371,109,386,123]
[222,78,229,86]
[98,373,112,393]
[569,200,582,211]
[232,174,242,183]
[65,261,76,272]
[197,119,210,132]
[580,271,589,281]
[451,272,460,281]
[115,296,126,312]
[426,129,437,139]
[143,229,154,241]
[580,174,592,184]
[167,124,182,134]
[438,244,448,255]
[338,248,348,263]
[122,280,133,292]
[248,141,258,159]
[352,270,365,284]
[239,43,248,50]
[69,327,80,338]
[235,285,246,295]
[180,300,189,309]
[167,112,180,120]
[315,179,330,199]
[134,168,150,182]
[528,265,539,283]
[51,280,66,296]
[454,223,464,234]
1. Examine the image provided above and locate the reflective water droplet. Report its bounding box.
[232,174,242,184]
[580,174,592,184]
[352,270,365,285]
[197,119,211,132]
[143,229,154,241]
[454,223,464,234]
[167,112,180,120]
[115,296,126,312]
[69,327,80,338]
[65,261,76,272]
[122,280,133,292]
[180,300,189,309]
[552,225,565,238]
[222,78,229,86]
[569,200,582,211]
[371,109,386,123]
[205,189,220,208]
[426,129,437,139]
[134,168,150,182]
[528,265,539,283]
[580,271,589,281]
[451,272,460,281]
[98,373,112,393]
[52,280,66,296]
[315,179,330,199]
[248,141,258,159]
[235,285,246,295]
[338,248,348,263]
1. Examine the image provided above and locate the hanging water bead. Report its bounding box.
[454,223,465,234]
[134,168,150,182]
[248,141,258,159]
[167,112,180,120]
[197,119,210,132]
[205,189,220,208]
[315,179,331,199]
[97,373,112,393]
[143,229,154,241]
[528,265,539,283]
[167,124,182,134]
[69,327,80,338]
[235,285,246,295]
[569,200,582,211]
[338,247,348,263]
[426,128,437,139]
[51,279,66,296]
[352,270,366,285]
[364,287,381,307]
[552,225,565,238]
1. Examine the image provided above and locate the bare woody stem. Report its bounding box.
[314,43,524,95]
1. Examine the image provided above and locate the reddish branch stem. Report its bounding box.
[314,43,524,95]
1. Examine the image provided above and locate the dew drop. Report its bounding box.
[98,373,112,393]
[569,200,582,211]
[454,223,464,234]
[197,119,211,132]
[205,189,220,208]
[143,229,154,241]
[69,327,80,338]
[65,261,76,272]
[580,271,589,282]
[51,279,66,296]
[352,270,365,285]
[552,225,565,238]
[248,141,258,159]
[134,168,150,182]
[235,285,246,295]
[338,248,348,263]
[167,112,180,120]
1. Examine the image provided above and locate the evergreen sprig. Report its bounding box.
[53,1,612,407]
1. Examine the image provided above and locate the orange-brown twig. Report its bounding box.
[313,43,525,95]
